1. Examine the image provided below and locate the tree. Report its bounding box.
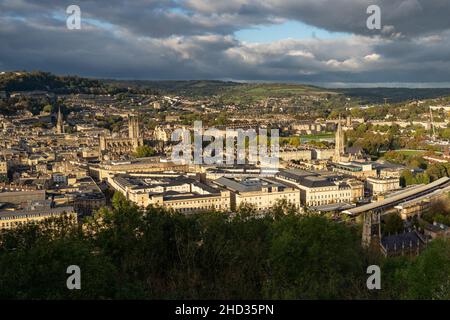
[401,169,431,186]
[111,191,128,210]
[0,216,116,299]
[426,163,450,181]
[383,213,404,235]
[288,136,301,148]
[270,198,300,218]
[84,194,146,298]
[378,256,411,299]
[408,156,427,170]
[42,104,53,113]
[404,239,450,299]
[135,145,156,158]
[266,216,365,299]
[1,197,448,300]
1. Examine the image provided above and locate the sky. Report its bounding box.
[1,0,450,86]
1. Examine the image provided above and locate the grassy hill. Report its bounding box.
[2,71,450,105]
[104,79,241,97]
[104,79,339,104]
[106,79,450,104]
[218,83,337,104]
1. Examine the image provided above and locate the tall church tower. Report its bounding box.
[56,106,64,134]
[128,115,143,149]
[128,116,140,140]
[334,115,345,162]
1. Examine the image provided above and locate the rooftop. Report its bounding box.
[214,176,288,193]
[381,231,425,250]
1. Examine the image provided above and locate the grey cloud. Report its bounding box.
[2,1,449,38]
[186,0,450,37]
[0,0,450,83]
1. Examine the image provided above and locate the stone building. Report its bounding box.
[213,176,301,212]
[0,206,76,230]
[0,158,7,179]
[276,169,364,206]
[99,116,144,160]
[366,176,400,195]
[108,174,230,213]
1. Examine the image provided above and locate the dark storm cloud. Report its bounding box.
[0,0,278,37]
[186,0,450,38]
[2,0,449,37]
[0,0,449,83]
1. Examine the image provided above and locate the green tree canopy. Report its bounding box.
[135,145,156,158]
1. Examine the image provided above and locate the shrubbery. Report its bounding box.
[0,196,448,300]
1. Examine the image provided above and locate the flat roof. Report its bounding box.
[214,176,287,193]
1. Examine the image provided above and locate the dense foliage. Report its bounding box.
[0,71,107,94]
[400,163,450,186]
[0,195,448,300]
[135,145,156,158]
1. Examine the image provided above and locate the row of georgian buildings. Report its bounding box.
[106,168,365,213]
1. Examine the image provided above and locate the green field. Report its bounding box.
[220,83,338,104]
[300,132,335,141]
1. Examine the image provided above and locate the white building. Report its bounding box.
[366,176,400,195]
[312,148,335,160]
[279,149,312,161]
[108,174,231,213]
[213,176,301,212]
[277,169,364,206]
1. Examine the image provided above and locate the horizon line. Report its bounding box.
[4,70,450,89]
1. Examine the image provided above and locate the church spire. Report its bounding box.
[56,106,64,134]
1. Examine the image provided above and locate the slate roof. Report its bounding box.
[380,231,425,250]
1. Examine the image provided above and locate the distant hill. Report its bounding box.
[106,79,450,104]
[218,83,338,104]
[2,71,450,104]
[338,87,450,104]
[0,71,108,94]
[104,79,337,103]
[104,79,242,97]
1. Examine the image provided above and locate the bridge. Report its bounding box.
[342,177,450,216]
